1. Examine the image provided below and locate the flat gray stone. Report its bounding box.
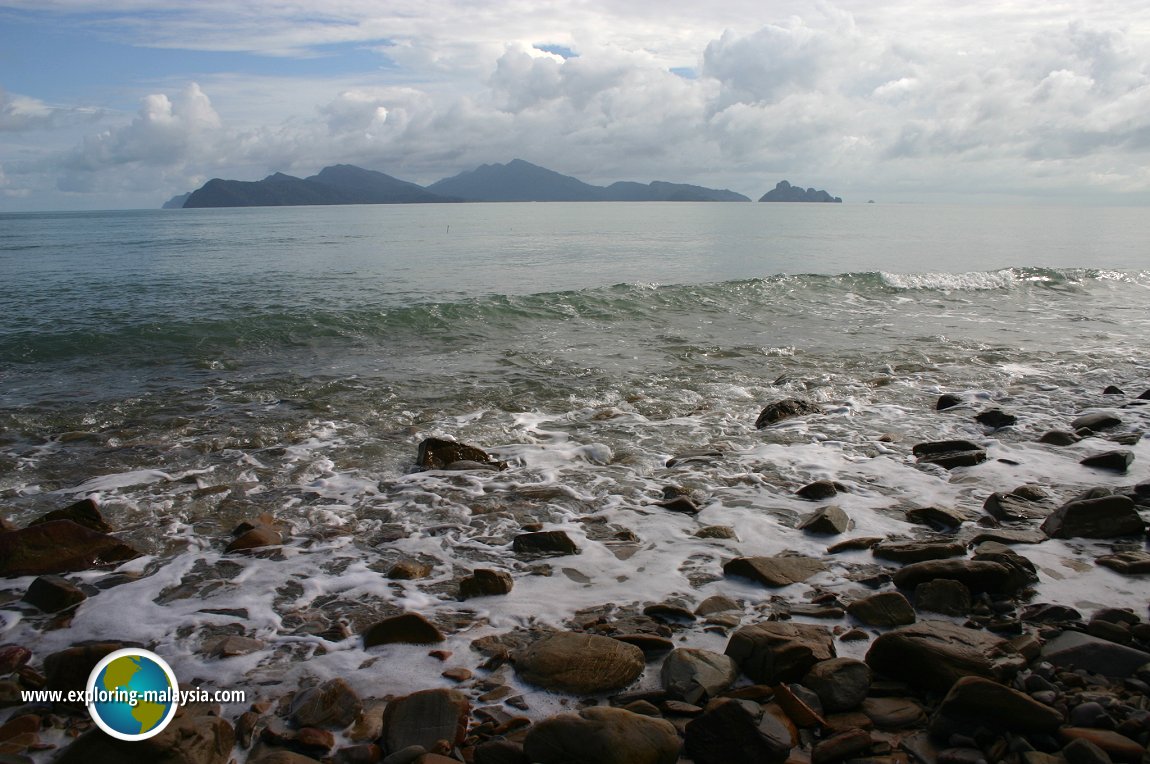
[1041,631,1150,678]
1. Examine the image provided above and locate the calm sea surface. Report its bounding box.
[1,202,1148,711]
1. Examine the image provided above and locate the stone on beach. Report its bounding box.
[892,558,1022,594]
[683,698,793,764]
[912,440,987,469]
[797,505,851,535]
[1040,631,1150,678]
[755,398,822,428]
[459,569,514,599]
[21,574,87,613]
[362,613,445,647]
[847,591,916,627]
[975,408,1017,428]
[29,497,112,533]
[0,520,140,577]
[1071,412,1122,432]
[871,539,966,564]
[725,622,836,684]
[1040,494,1145,539]
[660,647,739,704]
[865,621,1024,692]
[523,706,680,764]
[930,675,1063,737]
[379,688,470,753]
[514,631,645,694]
[292,678,363,729]
[802,657,872,712]
[512,530,579,556]
[1079,450,1135,473]
[795,479,842,501]
[722,555,827,588]
[983,491,1054,521]
[416,437,506,471]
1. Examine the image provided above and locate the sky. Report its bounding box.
[2,1,1150,210]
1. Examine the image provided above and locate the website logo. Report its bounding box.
[85,648,180,741]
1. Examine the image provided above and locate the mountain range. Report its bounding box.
[170,160,757,208]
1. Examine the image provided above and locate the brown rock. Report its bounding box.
[1097,550,1150,575]
[386,560,434,580]
[913,579,971,616]
[292,678,363,729]
[847,592,916,628]
[0,520,140,577]
[43,642,131,695]
[29,497,112,533]
[865,621,1025,692]
[796,480,841,501]
[694,525,738,540]
[379,688,470,753]
[362,613,445,647]
[930,676,1063,737]
[460,569,514,599]
[21,574,87,612]
[797,506,851,535]
[660,648,739,704]
[1041,495,1145,539]
[684,698,793,764]
[523,706,680,764]
[723,555,827,588]
[1079,450,1134,473]
[860,697,927,730]
[983,492,1053,521]
[725,622,836,684]
[872,540,966,564]
[802,658,872,713]
[891,559,1019,594]
[1059,728,1145,763]
[812,728,873,764]
[514,632,644,694]
[512,530,579,556]
[54,706,234,764]
[755,398,821,428]
[912,440,987,469]
[225,524,282,553]
[417,437,505,471]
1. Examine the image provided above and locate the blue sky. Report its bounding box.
[3,1,1150,210]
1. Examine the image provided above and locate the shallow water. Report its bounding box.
[1,202,1148,732]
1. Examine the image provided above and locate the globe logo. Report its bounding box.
[86,648,179,741]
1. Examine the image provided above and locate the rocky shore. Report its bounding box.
[1,386,1149,764]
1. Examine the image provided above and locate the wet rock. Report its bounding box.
[362,613,445,647]
[1041,631,1150,678]
[695,595,740,616]
[892,559,1020,595]
[512,530,579,557]
[523,706,680,764]
[292,678,363,729]
[0,520,140,577]
[21,574,86,613]
[967,528,1047,545]
[683,698,793,764]
[43,641,132,695]
[205,635,264,658]
[912,440,987,469]
[976,409,1017,429]
[1059,728,1145,762]
[416,437,505,471]
[0,645,32,674]
[225,523,282,553]
[459,569,514,599]
[797,506,851,535]
[379,688,470,754]
[1079,450,1134,473]
[827,537,883,554]
[1040,495,1145,539]
[29,497,112,533]
[386,560,433,580]
[930,676,1063,738]
[865,621,1024,692]
[1021,603,1083,623]
[473,739,529,764]
[937,394,964,411]
[914,579,972,616]
[722,555,827,588]
[1061,738,1114,764]
[660,648,739,704]
[653,496,699,514]
[983,492,1053,522]
[872,540,966,564]
[1039,430,1081,446]
[848,591,916,627]
[906,506,969,530]
[796,480,842,501]
[55,705,235,764]
[1097,550,1150,575]
[755,398,822,428]
[694,525,738,540]
[514,632,644,694]
[812,728,873,763]
[802,658,872,712]
[860,697,927,730]
[725,622,836,684]
[1072,412,1123,432]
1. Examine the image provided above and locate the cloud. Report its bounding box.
[0,89,104,132]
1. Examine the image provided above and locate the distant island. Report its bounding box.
[169,160,752,208]
[759,180,842,203]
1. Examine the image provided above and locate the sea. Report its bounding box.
[1,202,1149,723]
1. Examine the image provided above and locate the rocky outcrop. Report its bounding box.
[523,707,680,764]
[755,399,822,428]
[0,520,140,577]
[1040,494,1145,539]
[865,621,1025,692]
[723,555,827,587]
[725,622,836,684]
[759,180,842,203]
[514,632,645,694]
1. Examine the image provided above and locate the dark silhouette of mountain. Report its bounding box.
[759,180,842,203]
[162,192,190,209]
[604,180,749,202]
[171,159,753,207]
[428,159,750,202]
[427,159,605,202]
[307,164,450,204]
[182,167,454,208]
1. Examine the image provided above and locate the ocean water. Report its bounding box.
[1,203,1149,725]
